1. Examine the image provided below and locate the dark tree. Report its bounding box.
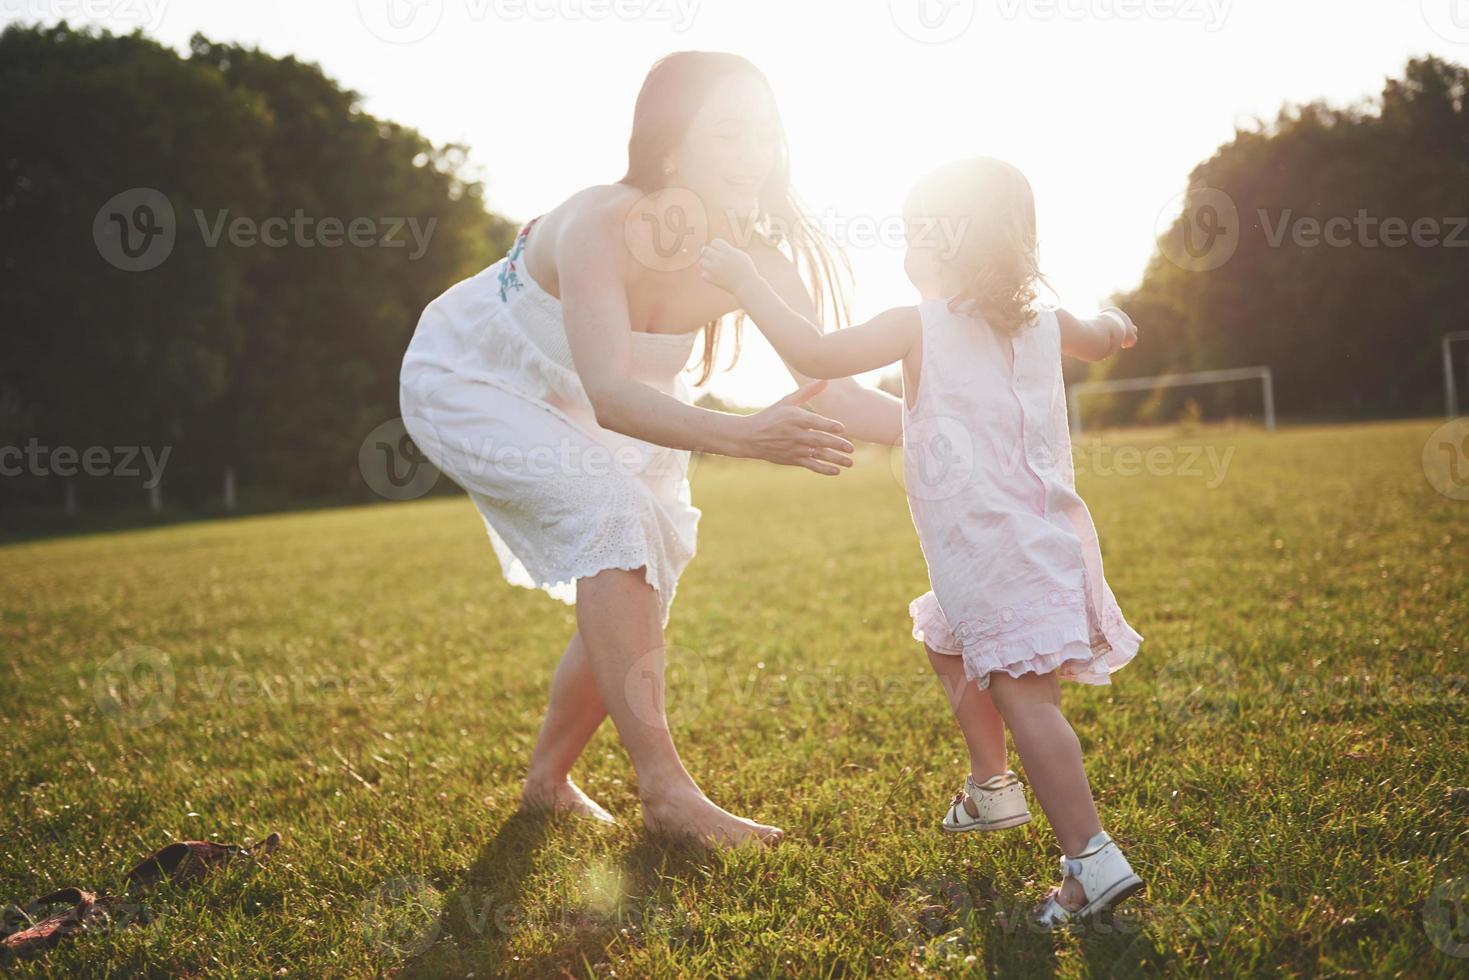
[0,23,515,522]
[1090,56,1469,426]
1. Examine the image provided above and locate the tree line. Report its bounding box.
[1,23,514,529]
[1089,56,1468,426]
[2,27,1462,530]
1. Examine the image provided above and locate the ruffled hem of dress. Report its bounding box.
[910,591,1141,689]
[499,550,682,627]
[478,486,698,628]
[911,591,964,655]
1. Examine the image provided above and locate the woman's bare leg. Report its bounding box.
[986,671,1102,909]
[925,645,1008,782]
[521,631,615,823]
[574,566,782,846]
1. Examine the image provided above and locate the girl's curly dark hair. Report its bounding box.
[905,157,1048,336]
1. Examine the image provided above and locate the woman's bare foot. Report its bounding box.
[641,787,784,847]
[520,775,616,825]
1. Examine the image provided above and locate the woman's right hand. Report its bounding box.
[734,380,855,475]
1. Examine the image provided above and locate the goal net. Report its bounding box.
[1444,331,1469,419]
[1067,366,1276,435]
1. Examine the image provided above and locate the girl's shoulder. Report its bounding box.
[917,300,1062,345]
[1026,306,1064,347]
[916,296,963,326]
[920,303,1062,366]
[920,297,994,338]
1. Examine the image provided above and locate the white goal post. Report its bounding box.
[1444,331,1469,419]
[1067,366,1276,435]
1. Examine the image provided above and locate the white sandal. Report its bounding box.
[1033,831,1144,929]
[941,770,1031,833]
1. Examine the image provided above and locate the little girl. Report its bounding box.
[701,157,1144,925]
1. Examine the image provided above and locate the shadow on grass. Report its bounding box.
[892,868,1169,976]
[398,808,552,978]
[398,813,715,978]
[964,899,1171,977]
[972,912,1061,977]
[978,893,1170,977]
[1073,908,1170,978]
[887,867,1059,975]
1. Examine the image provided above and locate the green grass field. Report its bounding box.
[3,419,1466,977]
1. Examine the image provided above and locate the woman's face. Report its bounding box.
[670,74,780,221]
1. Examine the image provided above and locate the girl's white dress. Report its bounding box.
[398,223,700,624]
[905,299,1142,687]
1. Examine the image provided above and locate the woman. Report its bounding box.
[399,52,904,846]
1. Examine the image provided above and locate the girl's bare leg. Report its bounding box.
[925,645,1008,782]
[521,631,616,823]
[986,671,1103,909]
[573,566,782,846]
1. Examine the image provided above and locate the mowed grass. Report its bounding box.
[2,418,1466,977]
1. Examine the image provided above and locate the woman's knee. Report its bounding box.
[576,566,658,621]
[580,565,651,591]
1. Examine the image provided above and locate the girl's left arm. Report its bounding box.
[706,239,906,445]
[810,378,905,447]
[701,240,919,380]
[1058,307,1139,361]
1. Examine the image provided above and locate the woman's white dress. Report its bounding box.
[398,224,700,624]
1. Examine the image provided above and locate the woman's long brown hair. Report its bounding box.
[620,51,849,385]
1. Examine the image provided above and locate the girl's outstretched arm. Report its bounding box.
[744,240,904,446]
[1058,307,1139,361]
[701,239,918,379]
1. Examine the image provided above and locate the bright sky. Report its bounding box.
[12,0,1467,403]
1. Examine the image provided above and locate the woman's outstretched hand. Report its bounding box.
[733,380,854,475]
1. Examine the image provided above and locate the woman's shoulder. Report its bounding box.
[527,185,649,289]
[538,184,646,240]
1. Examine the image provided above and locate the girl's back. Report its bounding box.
[903,299,1141,687]
[699,152,1149,923]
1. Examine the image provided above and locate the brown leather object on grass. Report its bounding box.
[125,832,282,891]
[1,888,105,957]
[1,833,280,958]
